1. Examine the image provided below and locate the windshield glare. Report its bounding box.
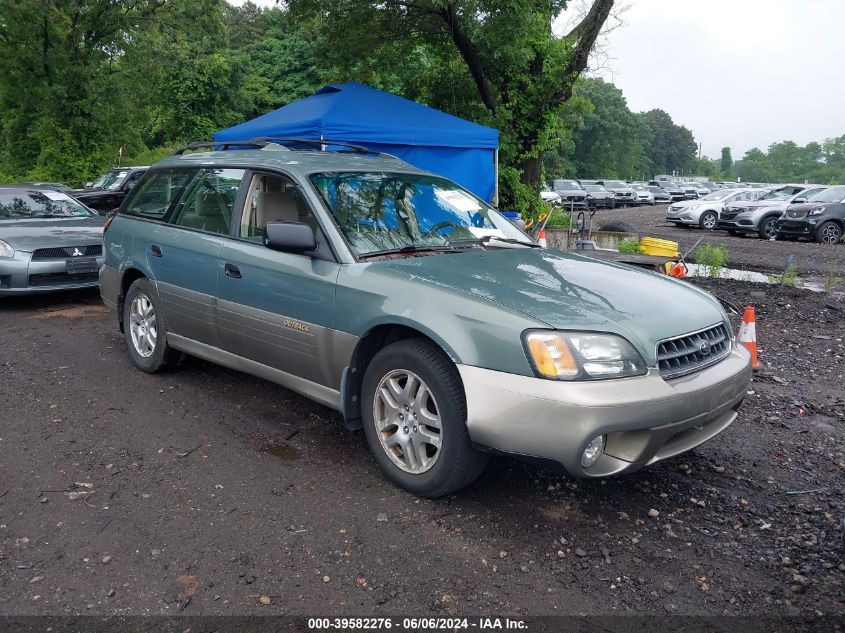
[759,188,794,201]
[0,191,95,219]
[310,172,530,257]
[583,184,607,192]
[553,180,581,190]
[701,191,732,201]
[92,170,129,190]
[807,186,845,203]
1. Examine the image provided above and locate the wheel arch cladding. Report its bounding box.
[340,324,462,431]
[117,268,148,332]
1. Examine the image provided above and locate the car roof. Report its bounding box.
[154,148,423,177]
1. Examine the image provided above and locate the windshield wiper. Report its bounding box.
[358,244,457,260]
[452,235,539,248]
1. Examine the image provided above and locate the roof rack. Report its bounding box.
[172,137,377,156]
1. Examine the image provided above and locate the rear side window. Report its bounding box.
[124,169,194,218]
[171,169,246,235]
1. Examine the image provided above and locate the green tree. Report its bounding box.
[287,0,615,214]
[546,78,650,180]
[0,0,165,183]
[720,147,733,175]
[636,109,696,177]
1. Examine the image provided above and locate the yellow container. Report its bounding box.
[639,236,680,258]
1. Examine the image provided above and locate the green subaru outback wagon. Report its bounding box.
[100,139,752,497]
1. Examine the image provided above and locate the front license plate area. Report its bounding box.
[66,257,98,275]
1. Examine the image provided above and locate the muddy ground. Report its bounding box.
[576,203,845,278]
[0,279,842,622]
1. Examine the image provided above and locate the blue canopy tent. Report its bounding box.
[214,82,500,203]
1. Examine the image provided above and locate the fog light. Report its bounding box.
[581,435,605,468]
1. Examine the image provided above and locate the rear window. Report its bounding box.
[123,169,194,219]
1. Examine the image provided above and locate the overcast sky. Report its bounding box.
[589,0,845,159]
[231,0,844,160]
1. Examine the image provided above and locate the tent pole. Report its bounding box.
[493,149,499,207]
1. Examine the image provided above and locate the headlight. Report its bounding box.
[523,331,647,380]
[0,240,14,258]
[808,206,826,216]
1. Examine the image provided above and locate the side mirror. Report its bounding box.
[792,197,806,204]
[265,221,317,254]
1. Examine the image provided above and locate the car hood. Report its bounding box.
[670,199,720,208]
[0,217,105,252]
[728,200,787,211]
[586,191,611,197]
[368,248,726,362]
[555,189,586,196]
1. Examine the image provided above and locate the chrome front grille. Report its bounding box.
[657,323,731,379]
[786,209,808,219]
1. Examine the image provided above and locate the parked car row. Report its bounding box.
[666,183,845,244]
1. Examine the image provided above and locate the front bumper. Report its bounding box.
[458,345,751,477]
[0,254,104,295]
[666,209,700,225]
[718,211,757,232]
[774,218,816,237]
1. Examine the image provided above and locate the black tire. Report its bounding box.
[598,221,641,238]
[699,211,718,230]
[123,278,181,373]
[758,215,779,239]
[815,221,842,244]
[361,338,488,498]
[727,229,740,236]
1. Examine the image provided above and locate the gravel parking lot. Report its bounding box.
[1,277,842,621]
[589,204,845,277]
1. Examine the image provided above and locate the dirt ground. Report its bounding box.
[0,277,842,622]
[581,203,845,278]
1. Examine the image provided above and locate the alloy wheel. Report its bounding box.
[702,213,717,229]
[129,293,157,358]
[372,369,442,474]
[821,224,841,244]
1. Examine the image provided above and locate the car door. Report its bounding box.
[140,167,247,347]
[216,171,343,388]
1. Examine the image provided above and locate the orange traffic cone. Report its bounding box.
[737,306,759,370]
[669,262,687,278]
[538,229,547,247]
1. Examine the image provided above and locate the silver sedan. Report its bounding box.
[0,187,105,295]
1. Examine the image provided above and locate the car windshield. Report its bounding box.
[699,191,733,201]
[647,187,664,193]
[0,190,95,219]
[807,186,845,203]
[631,184,647,191]
[659,181,678,188]
[553,180,581,190]
[758,188,796,201]
[583,184,607,192]
[310,172,531,257]
[604,181,627,188]
[91,170,129,190]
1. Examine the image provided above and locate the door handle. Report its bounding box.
[150,244,162,257]
[224,263,242,279]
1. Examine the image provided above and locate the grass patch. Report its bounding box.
[694,243,729,278]
[768,261,803,288]
[617,237,640,253]
[824,260,843,291]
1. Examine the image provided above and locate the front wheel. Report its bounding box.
[758,216,778,239]
[699,211,718,230]
[815,221,842,244]
[361,339,488,497]
[123,278,181,373]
